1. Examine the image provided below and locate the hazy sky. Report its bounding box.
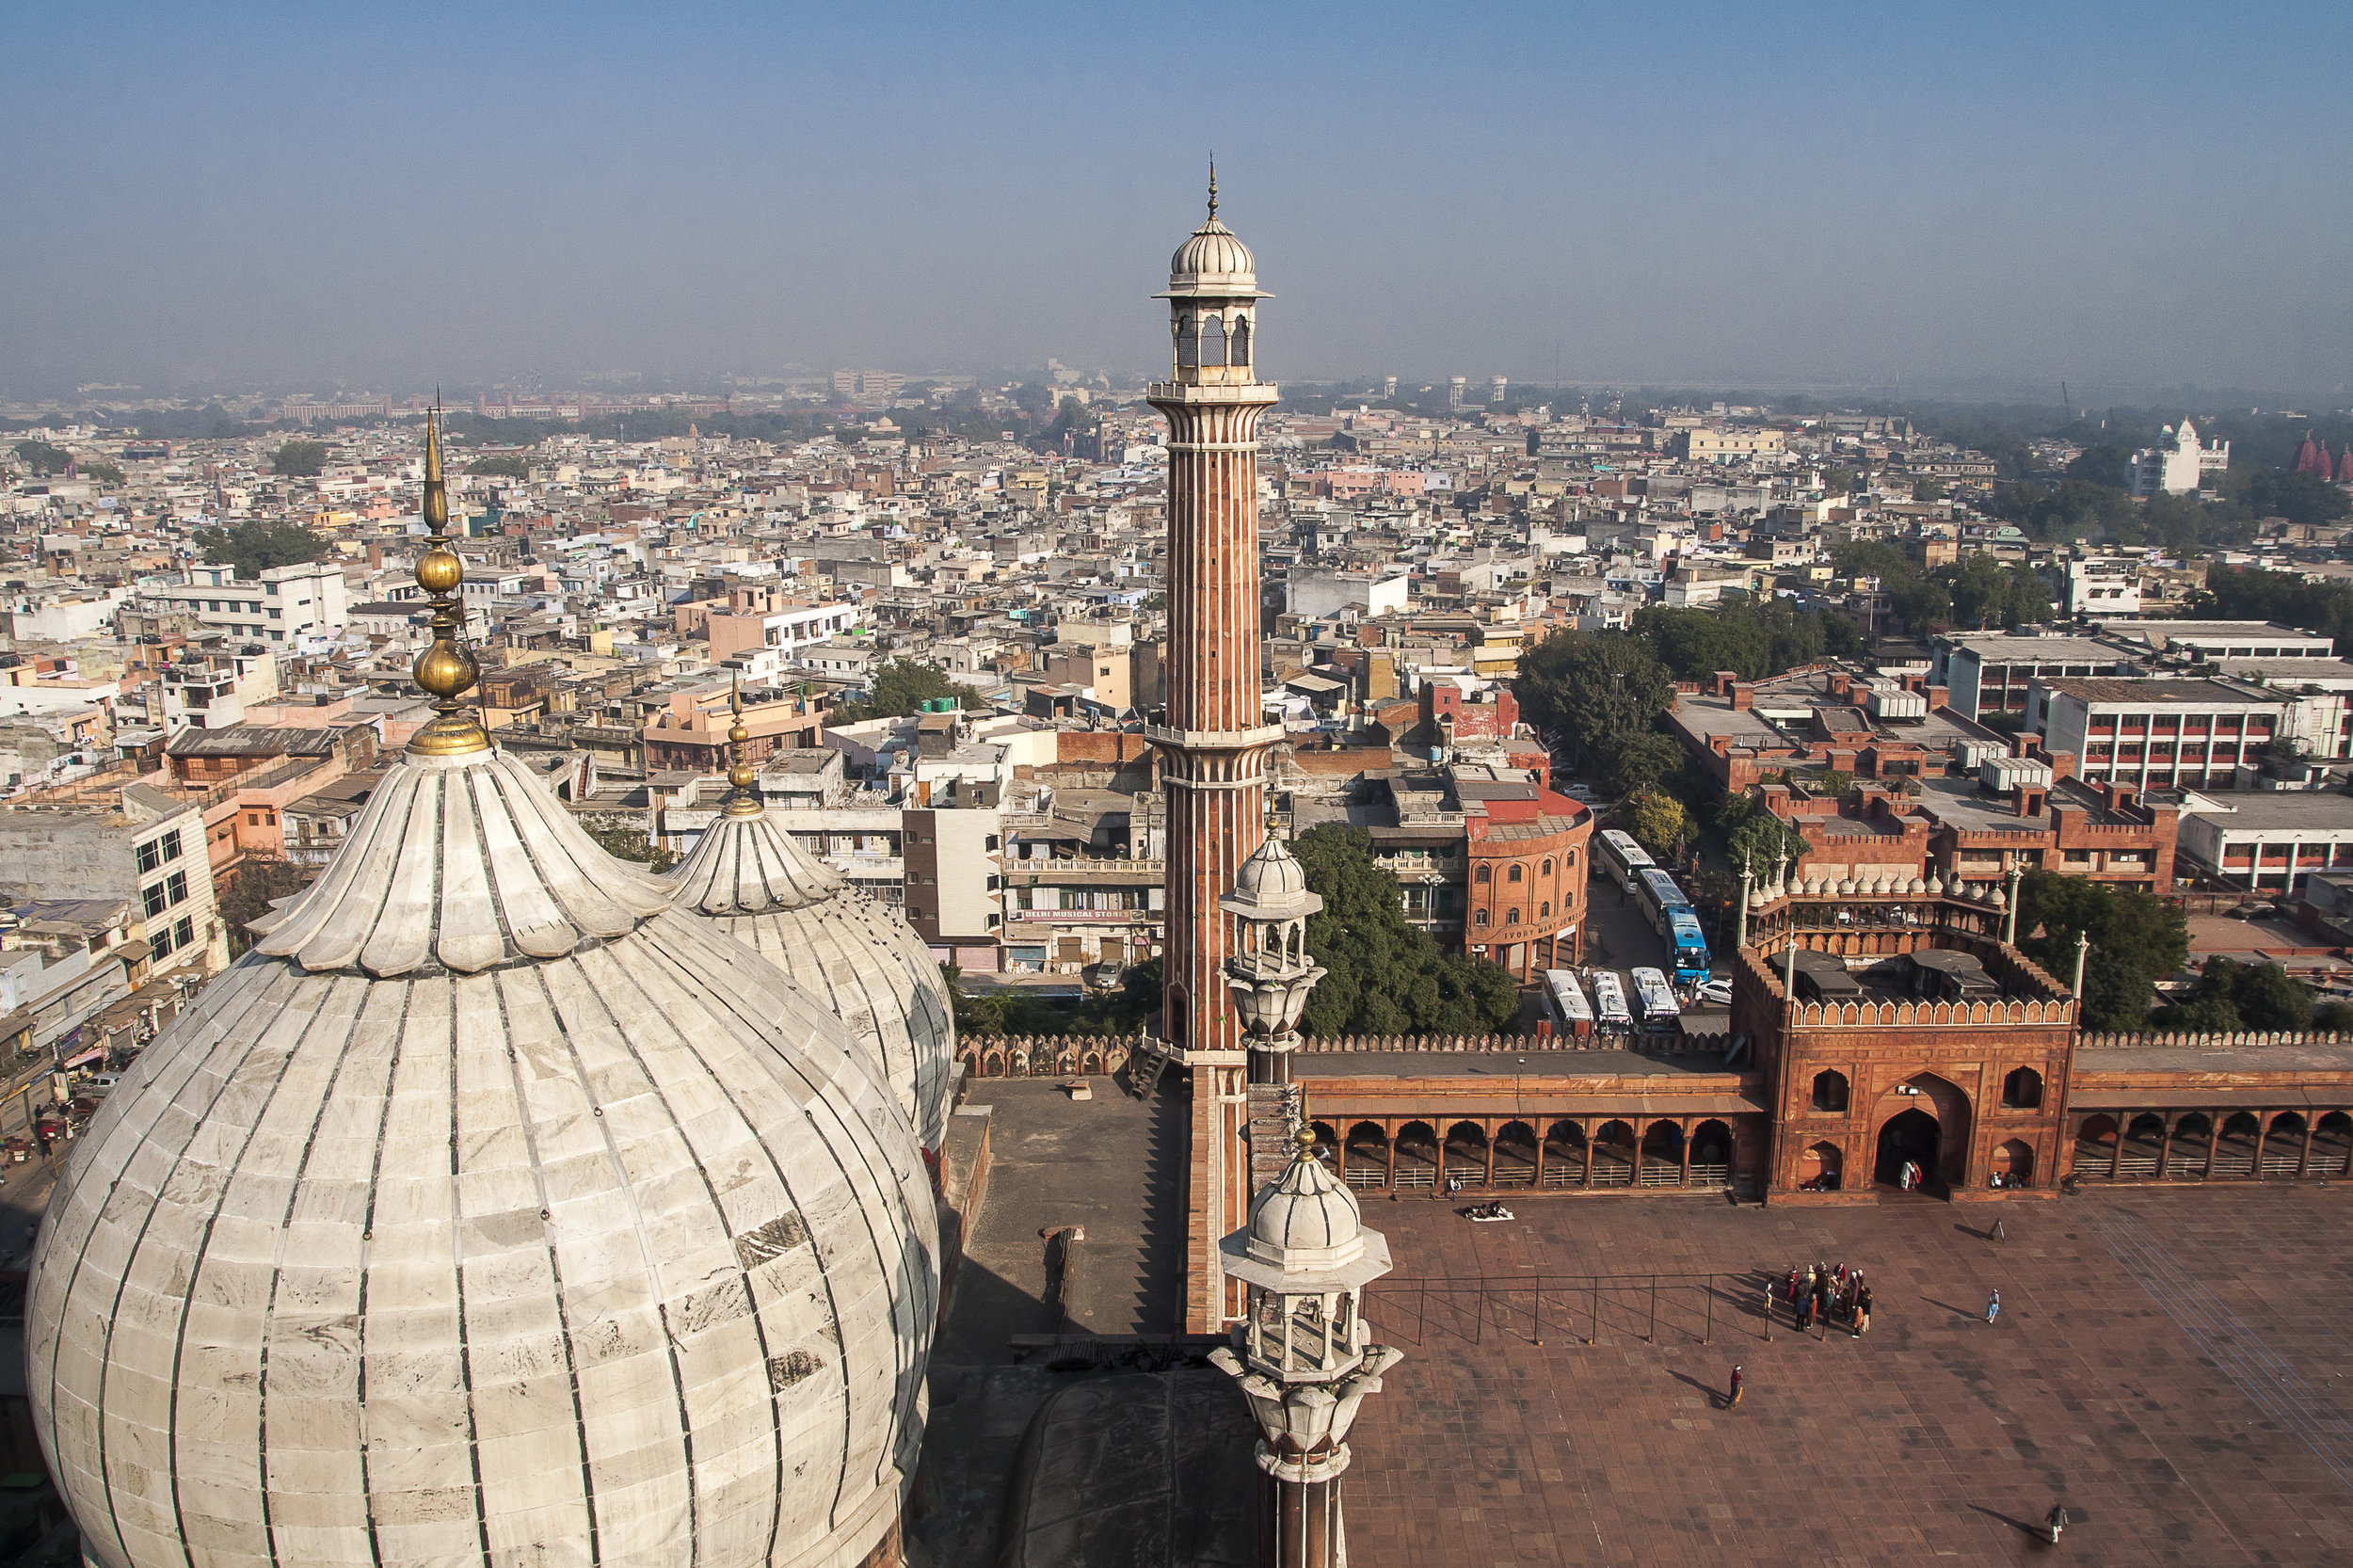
[5,2,2349,398]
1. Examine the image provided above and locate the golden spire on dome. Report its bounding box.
[724,671,761,815]
[407,401,489,756]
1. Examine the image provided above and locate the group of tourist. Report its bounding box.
[1783,1260,1872,1335]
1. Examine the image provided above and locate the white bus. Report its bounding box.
[1543,968,1593,1037]
[1589,968,1632,1031]
[1597,828,1655,892]
[1630,966,1681,1024]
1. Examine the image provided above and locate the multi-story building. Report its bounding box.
[903,804,1003,972]
[2028,676,2284,791]
[2128,417,2227,496]
[2176,791,2353,897]
[148,561,347,647]
[641,683,830,771]
[0,787,224,975]
[1000,852,1162,974]
[1931,632,2133,722]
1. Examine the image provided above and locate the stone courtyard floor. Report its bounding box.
[1341,1185,2353,1567]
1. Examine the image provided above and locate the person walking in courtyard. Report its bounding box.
[2044,1504,2068,1544]
[1727,1366,1743,1408]
[1985,1288,2001,1325]
[1857,1283,1874,1335]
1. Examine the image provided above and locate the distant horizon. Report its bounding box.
[5,3,2349,403]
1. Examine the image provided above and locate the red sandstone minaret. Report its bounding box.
[1151,168,1284,1333]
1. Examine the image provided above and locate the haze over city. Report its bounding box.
[6,1,2350,397]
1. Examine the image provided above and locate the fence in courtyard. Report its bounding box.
[1363,1271,1792,1350]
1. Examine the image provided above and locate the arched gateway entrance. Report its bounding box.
[1877,1109,1940,1188]
[1869,1071,1974,1192]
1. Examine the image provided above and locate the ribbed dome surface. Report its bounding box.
[1244,1145,1365,1271]
[1232,836,1307,904]
[1170,217,1256,284]
[669,805,954,1151]
[29,745,938,1568]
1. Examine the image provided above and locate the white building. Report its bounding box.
[2059,557,2142,617]
[149,559,348,645]
[2129,417,2228,497]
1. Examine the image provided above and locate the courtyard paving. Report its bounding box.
[1341,1185,2353,1566]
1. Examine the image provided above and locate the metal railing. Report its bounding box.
[1363,1271,1770,1349]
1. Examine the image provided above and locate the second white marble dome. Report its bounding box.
[669,800,954,1151]
[27,746,938,1568]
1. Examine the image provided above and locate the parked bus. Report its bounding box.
[1634,866,1692,934]
[1631,967,1680,1024]
[1589,969,1632,1031]
[1543,968,1593,1037]
[1665,907,1711,986]
[1596,828,1654,893]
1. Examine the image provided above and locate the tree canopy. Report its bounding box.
[11,440,72,477]
[2194,567,2353,651]
[272,440,329,477]
[216,856,312,958]
[1717,789,1808,879]
[1513,628,1673,776]
[194,519,334,578]
[1291,825,1522,1038]
[1633,600,1860,683]
[2152,957,2312,1034]
[1619,788,1692,862]
[2016,870,2188,1032]
[830,658,984,722]
[467,453,532,479]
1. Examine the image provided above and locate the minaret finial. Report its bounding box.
[724,670,760,814]
[407,397,489,756]
[1207,154,1218,223]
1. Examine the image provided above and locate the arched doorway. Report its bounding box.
[2314,1111,2353,1177]
[1344,1122,1389,1189]
[1394,1121,1438,1189]
[2073,1114,2117,1180]
[1689,1120,1733,1189]
[2118,1113,2165,1178]
[1543,1120,1587,1186]
[1442,1121,1489,1189]
[1492,1121,1539,1187]
[1797,1140,1842,1192]
[1591,1120,1637,1187]
[2168,1113,2212,1180]
[1640,1121,1685,1187]
[1876,1108,1941,1189]
[2264,1112,2308,1177]
[1310,1121,1340,1165]
[2214,1112,2261,1178]
[1990,1138,2034,1189]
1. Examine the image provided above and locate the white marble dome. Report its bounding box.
[1244,1134,1365,1273]
[669,794,954,1151]
[29,745,937,1568]
[1170,216,1256,285]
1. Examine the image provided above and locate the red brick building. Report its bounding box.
[1464,788,1593,976]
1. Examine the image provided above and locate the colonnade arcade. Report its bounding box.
[1315,1114,1748,1192]
[2071,1106,2353,1182]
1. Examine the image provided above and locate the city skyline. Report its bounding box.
[5,3,2350,397]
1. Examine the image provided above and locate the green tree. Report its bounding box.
[2062,443,2136,488]
[1513,628,1674,773]
[1619,788,1692,862]
[1719,789,1808,876]
[1290,825,1522,1038]
[1813,768,1853,797]
[215,855,312,957]
[81,459,125,486]
[1598,730,1686,799]
[2017,871,2188,1032]
[10,440,72,476]
[2193,566,2353,650]
[194,519,334,577]
[2225,960,2312,1031]
[833,658,984,721]
[272,440,329,477]
[1912,476,1947,503]
[468,453,532,479]
[2238,470,2352,528]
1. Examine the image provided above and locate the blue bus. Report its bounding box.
[1633,867,1689,931]
[1665,907,1711,986]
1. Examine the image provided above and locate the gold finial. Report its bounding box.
[724,670,761,813]
[1294,1118,1318,1161]
[407,401,489,757]
[1207,154,1218,223]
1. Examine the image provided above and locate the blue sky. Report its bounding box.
[4,2,2347,397]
